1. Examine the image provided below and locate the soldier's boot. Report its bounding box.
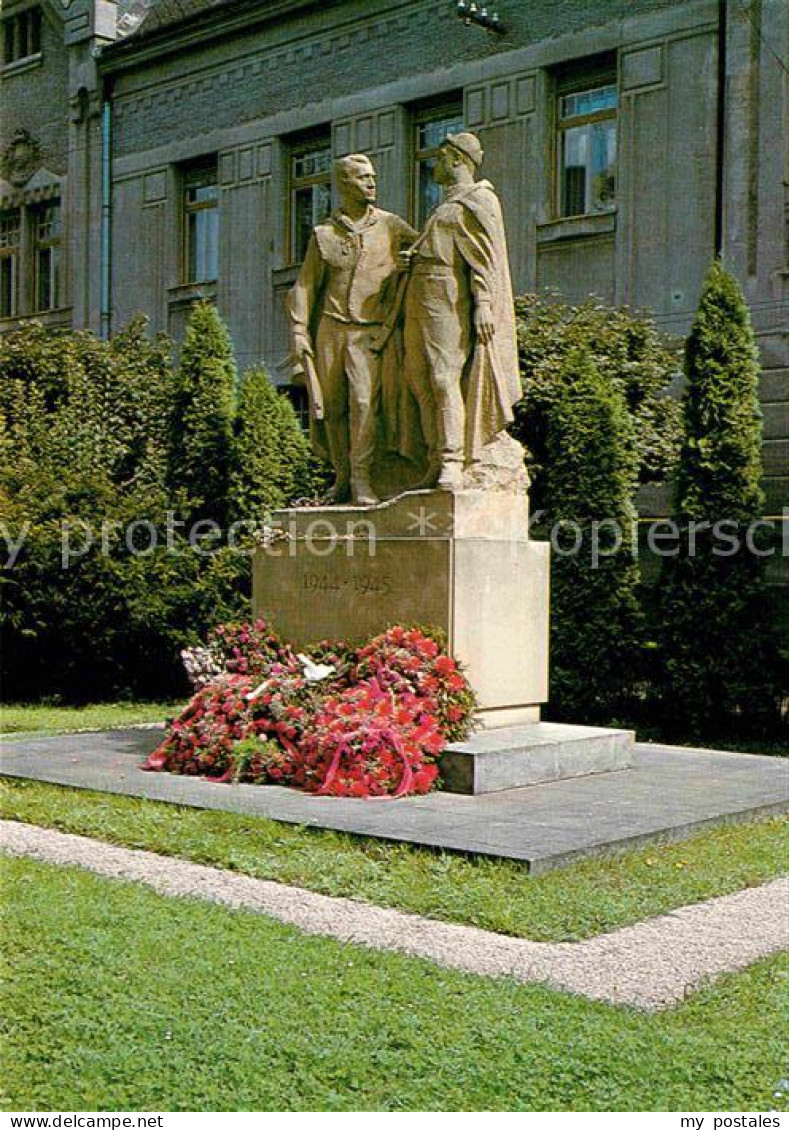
[351,470,379,507]
[437,458,464,491]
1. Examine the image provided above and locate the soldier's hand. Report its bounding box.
[293,332,314,359]
[475,305,496,345]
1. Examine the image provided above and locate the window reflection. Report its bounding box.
[557,82,617,218]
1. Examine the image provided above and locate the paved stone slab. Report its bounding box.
[1,728,787,872]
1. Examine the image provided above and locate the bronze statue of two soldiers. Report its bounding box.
[288,132,522,506]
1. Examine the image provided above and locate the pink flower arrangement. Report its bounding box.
[142,619,477,798]
[352,626,477,742]
[207,618,284,682]
[266,679,444,798]
[142,674,262,779]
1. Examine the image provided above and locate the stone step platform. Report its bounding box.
[440,722,635,795]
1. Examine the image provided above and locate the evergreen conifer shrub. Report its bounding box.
[168,301,237,526]
[545,347,643,720]
[231,368,325,519]
[0,312,329,701]
[657,260,784,734]
[0,318,246,702]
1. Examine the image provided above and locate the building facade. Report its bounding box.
[1,0,787,596]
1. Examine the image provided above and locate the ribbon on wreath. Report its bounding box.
[314,727,415,799]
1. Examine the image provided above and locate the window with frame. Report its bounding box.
[289,137,332,263]
[182,162,219,284]
[3,7,42,65]
[556,70,618,218]
[412,103,464,228]
[33,202,61,312]
[0,209,21,317]
[283,384,310,431]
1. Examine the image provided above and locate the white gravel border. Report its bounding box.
[2,819,787,1010]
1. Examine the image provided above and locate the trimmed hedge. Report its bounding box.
[168,301,237,527]
[231,367,327,519]
[0,308,321,703]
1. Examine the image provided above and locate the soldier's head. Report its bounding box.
[435,132,483,187]
[335,154,377,210]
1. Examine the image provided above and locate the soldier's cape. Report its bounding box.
[383,179,521,464]
[452,179,521,460]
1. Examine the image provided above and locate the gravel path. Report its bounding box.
[2,819,787,1010]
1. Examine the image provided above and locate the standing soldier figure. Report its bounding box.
[288,154,417,505]
[401,132,521,490]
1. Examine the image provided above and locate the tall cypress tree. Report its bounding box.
[545,347,642,720]
[676,260,764,521]
[658,260,783,734]
[230,367,321,519]
[168,301,236,526]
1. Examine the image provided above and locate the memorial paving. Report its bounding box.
[2,727,786,871]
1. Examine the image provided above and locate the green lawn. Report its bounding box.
[0,702,182,736]
[1,853,786,1111]
[2,778,786,943]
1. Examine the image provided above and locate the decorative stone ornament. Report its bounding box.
[2,129,43,188]
[69,87,103,124]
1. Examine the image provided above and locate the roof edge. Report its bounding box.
[99,0,340,70]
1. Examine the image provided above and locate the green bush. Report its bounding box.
[231,368,326,520]
[512,294,681,513]
[0,305,331,703]
[2,484,246,702]
[0,317,173,492]
[168,301,237,527]
[544,347,643,720]
[0,317,247,702]
[657,261,785,735]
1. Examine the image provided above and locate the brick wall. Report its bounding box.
[1,7,69,175]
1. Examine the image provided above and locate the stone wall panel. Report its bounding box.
[112,175,168,333]
[219,178,270,367]
[109,0,691,158]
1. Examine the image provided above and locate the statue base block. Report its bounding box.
[439,722,635,795]
[252,489,549,723]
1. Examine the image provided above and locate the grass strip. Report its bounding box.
[2,853,787,1111]
[1,778,785,943]
[0,702,182,736]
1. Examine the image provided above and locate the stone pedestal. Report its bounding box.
[253,489,638,794]
[252,489,549,726]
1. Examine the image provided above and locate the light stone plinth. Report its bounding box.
[439,722,635,795]
[252,489,550,723]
